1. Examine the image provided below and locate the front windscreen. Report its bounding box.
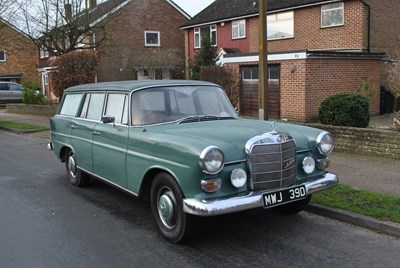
[131,85,237,125]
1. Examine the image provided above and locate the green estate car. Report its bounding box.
[48,80,338,243]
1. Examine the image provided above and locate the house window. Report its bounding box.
[242,67,259,80]
[194,28,201,48]
[145,31,160,47]
[40,48,49,59]
[210,24,217,47]
[267,11,294,40]
[232,19,246,39]
[321,2,344,28]
[0,50,6,62]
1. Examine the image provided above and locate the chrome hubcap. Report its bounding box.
[68,155,77,177]
[157,189,176,229]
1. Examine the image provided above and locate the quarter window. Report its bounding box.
[0,50,6,62]
[232,20,246,39]
[321,2,344,28]
[145,31,160,47]
[60,94,83,116]
[267,11,294,40]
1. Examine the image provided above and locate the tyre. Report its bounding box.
[65,150,90,187]
[150,172,193,243]
[274,195,311,214]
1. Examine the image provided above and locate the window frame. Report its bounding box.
[145,31,161,47]
[267,11,294,40]
[232,19,246,40]
[210,24,217,47]
[321,1,344,28]
[0,50,6,62]
[194,28,201,49]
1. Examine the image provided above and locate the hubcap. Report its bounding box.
[68,155,77,177]
[157,189,176,228]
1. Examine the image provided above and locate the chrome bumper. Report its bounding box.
[183,173,338,216]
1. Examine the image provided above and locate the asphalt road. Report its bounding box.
[1,130,400,268]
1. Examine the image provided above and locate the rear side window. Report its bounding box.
[85,93,106,121]
[60,94,83,116]
[105,93,128,125]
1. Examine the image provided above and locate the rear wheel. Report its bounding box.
[65,150,90,187]
[150,172,193,243]
[274,195,311,214]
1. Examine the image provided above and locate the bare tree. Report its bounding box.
[10,0,110,56]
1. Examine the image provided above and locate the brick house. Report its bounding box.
[0,18,38,84]
[181,0,395,122]
[38,0,190,98]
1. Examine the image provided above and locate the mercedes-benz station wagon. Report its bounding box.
[48,80,338,243]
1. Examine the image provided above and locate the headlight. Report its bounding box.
[231,168,247,188]
[316,132,334,155]
[199,146,224,174]
[302,156,315,174]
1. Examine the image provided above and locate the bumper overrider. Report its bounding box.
[183,173,338,216]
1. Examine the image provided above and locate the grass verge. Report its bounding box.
[0,120,50,132]
[312,184,400,223]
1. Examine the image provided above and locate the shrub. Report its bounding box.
[22,81,45,105]
[199,66,240,108]
[319,93,370,128]
[52,50,99,99]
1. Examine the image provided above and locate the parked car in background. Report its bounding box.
[0,82,23,103]
[47,80,338,243]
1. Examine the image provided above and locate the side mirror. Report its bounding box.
[102,115,115,125]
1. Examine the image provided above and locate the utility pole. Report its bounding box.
[258,0,268,120]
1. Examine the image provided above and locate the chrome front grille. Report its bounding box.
[246,133,297,191]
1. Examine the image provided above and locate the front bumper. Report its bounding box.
[183,172,338,216]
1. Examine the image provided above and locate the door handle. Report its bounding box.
[70,124,77,129]
[92,131,101,136]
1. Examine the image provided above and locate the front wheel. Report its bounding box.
[65,150,90,187]
[274,195,312,214]
[150,173,193,243]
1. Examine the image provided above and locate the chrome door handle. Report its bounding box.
[92,131,101,135]
[70,124,77,129]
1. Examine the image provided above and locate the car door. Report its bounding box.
[92,92,129,187]
[0,83,9,102]
[8,83,23,102]
[70,92,106,173]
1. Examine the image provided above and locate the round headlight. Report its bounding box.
[317,132,334,155]
[302,156,315,174]
[199,146,224,174]
[231,168,247,188]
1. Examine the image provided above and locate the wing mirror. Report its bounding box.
[102,115,115,126]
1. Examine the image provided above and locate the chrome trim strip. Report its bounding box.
[79,167,139,197]
[183,173,338,216]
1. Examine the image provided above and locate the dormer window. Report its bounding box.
[40,48,49,59]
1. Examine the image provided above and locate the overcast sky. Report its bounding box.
[172,0,215,17]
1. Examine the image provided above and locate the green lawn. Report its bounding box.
[312,184,400,223]
[0,120,50,132]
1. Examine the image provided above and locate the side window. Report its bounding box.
[86,93,105,121]
[60,94,83,116]
[0,83,9,91]
[105,93,128,125]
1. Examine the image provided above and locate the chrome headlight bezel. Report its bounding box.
[316,131,334,155]
[199,146,225,174]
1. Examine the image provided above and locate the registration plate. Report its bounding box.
[262,185,307,208]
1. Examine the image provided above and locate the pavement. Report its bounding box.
[1,109,399,238]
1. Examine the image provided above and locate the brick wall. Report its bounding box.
[309,123,400,160]
[0,21,39,83]
[96,0,188,82]
[249,0,369,53]
[368,0,400,56]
